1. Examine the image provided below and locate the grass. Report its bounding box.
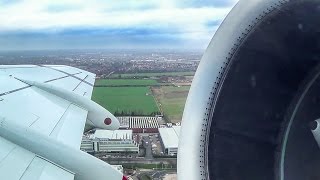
[93,77,191,121]
[110,71,195,78]
[92,87,159,115]
[152,86,190,123]
[95,79,158,86]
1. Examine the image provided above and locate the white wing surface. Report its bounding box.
[0,65,124,180]
[0,65,94,148]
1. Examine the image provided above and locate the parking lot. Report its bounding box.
[138,133,164,157]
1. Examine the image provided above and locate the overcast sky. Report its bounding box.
[0,0,238,50]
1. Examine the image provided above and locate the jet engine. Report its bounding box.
[178,0,320,179]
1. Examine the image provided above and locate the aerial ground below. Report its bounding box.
[92,71,193,123]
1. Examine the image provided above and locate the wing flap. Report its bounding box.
[19,157,46,180]
[0,137,75,180]
[50,104,87,148]
[23,157,74,180]
[0,147,35,180]
[0,136,16,161]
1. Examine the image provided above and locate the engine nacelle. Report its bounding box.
[310,120,320,148]
[22,79,120,130]
[178,0,320,180]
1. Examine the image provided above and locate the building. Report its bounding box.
[80,136,94,152]
[118,116,162,133]
[158,126,181,155]
[80,129,139,153]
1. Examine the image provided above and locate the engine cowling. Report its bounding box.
[178,0,320,180]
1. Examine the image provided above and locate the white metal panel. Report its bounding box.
[46,76,83,92]
[20,157,74,180]
[73,72,88,80]
[45,66,95,82]
[50,104,87,148]
[0,147,75,180]
[0,71,27,94]
[38,160,74,180]
[0,137,16,162]
[0,129,76,180]
[0,65,37,69]
[83,74,96,85]
[46,66,81,75]
[0,108,39,130]
[73,71,95,98]
[73,82,94,98]
[0,87,70,136]
[0,66,65,82]
[45,71,94,98]
[0,146,35,180]
[20,157,46,180]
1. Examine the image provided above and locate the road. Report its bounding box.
[103,158,176,165]
[142,136,153,160]
[105,71,114,77]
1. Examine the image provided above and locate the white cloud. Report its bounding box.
[0,0,232,30]
[0,0,237,49]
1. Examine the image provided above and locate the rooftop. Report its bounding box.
[93,129,132,140]
[158,126,181,149]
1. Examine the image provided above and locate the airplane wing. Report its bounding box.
[0,65,125,180]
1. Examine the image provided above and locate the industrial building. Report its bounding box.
[80,129,139,153]
[158,126,181,155]
[118,116,162,133]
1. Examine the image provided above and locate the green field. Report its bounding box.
[92,87,159,116]
[95,79,158,86]
[110,71,195,78]
[153,86,190,123]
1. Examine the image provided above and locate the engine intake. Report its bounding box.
[178,0,320,180]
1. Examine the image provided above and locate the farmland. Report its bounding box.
[92,72,192,121]
[92,87,159,116]
[152,86,190,123]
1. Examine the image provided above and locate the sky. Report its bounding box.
[0,0,238,50]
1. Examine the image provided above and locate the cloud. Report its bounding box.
[178,0,238,8]
[0,28,186,50]
[0,0,237,50]
[46,4,82,13]
[0,0,21,6]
